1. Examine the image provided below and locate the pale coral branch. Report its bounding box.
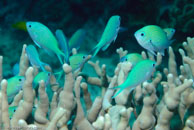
[47,108,67,130]
[80,82,92,110]
[87,97,102,123]
[1,80,10,128]
[49,92,58,120]
[117,107,133,130]
[34,80,49,124]
[19,44,29,76]
[92,116,105,130]
[18,120,38,130]
[168,47,178,78]
[0,56,3,82]
[116,47,128,59]
[11,67,34,127]
[102,76,117,111]
[74,76,94,130]
[10,90,23,107]
[88,60,102,76]
[104,114,112,130]
[58,64,75,126]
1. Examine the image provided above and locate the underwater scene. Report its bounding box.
[0,0,194,129]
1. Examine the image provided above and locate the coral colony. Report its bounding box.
[1,0,194,129]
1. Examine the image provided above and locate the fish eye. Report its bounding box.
[18,78,22,82]
[14,109,16,112]
[152,63,155,67]
[29,25,31,28]
[125,58,127,61]
[82,56,86,59]
[140,32,145,37]
[48,73,51,76]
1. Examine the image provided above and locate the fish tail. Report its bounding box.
[57,51,66,64]
[40,62,49,72]
[109,85,122,89]
[92,47,100,57]
[54,70,64,81]
[112,87,124,98]
[169,39,176,46]
[64,54,70,64]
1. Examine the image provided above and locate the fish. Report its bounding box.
[33,71,54,101]
[69,53,87,71]
[91,15,121,57]
[12,63,19,75]
[112,60,156,98]
[120,53,144,67]
[55,29,70,64]
[8,106,17,119]
[69,29,86,52]
[163,28,175,40]
[26,22,65,64]
[134,25,174,56]
[12,21,27,31]
[6,76,25,103]
[26,45,48,71]
[33,71,51,90]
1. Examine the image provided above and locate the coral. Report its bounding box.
[2,36,194,130]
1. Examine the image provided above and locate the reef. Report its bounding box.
[0,37,194,130]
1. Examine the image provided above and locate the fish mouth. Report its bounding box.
[134,32,138,40]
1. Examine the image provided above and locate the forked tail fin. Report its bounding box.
[88,45,100,58]
[112,87,124,98]
[57,50,66,65]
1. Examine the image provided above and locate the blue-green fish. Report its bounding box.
[134,25,173,56]
[6,76,25,103]
[33,71,51,90]
[26,22,65,64]
[55,29,70,64]
[69,29,86,51]
[12,63,19,75]
[26,45,48,71]
[91,15,120,57]
[8,106,17,119]
[69,54,87,71]
[163,28,175,40]
[112,60,156,98]
[120,53,144,67]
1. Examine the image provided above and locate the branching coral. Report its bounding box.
[1,37,194,130]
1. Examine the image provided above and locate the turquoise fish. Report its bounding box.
[26,22,65,64]
[26,45,48,71]
[12,63,19,75]
[112,60,156,98]
[91,15,120,57]
[134,25,173,56]
[33,71,51,90]
[6,76,25,103]
[69,29,86,52]
[120,53,144,67]
[8,106,17,119]
[69,54,87,71]
[33,71,54,101]
[55,29,70,64]
[163,28,175,40]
